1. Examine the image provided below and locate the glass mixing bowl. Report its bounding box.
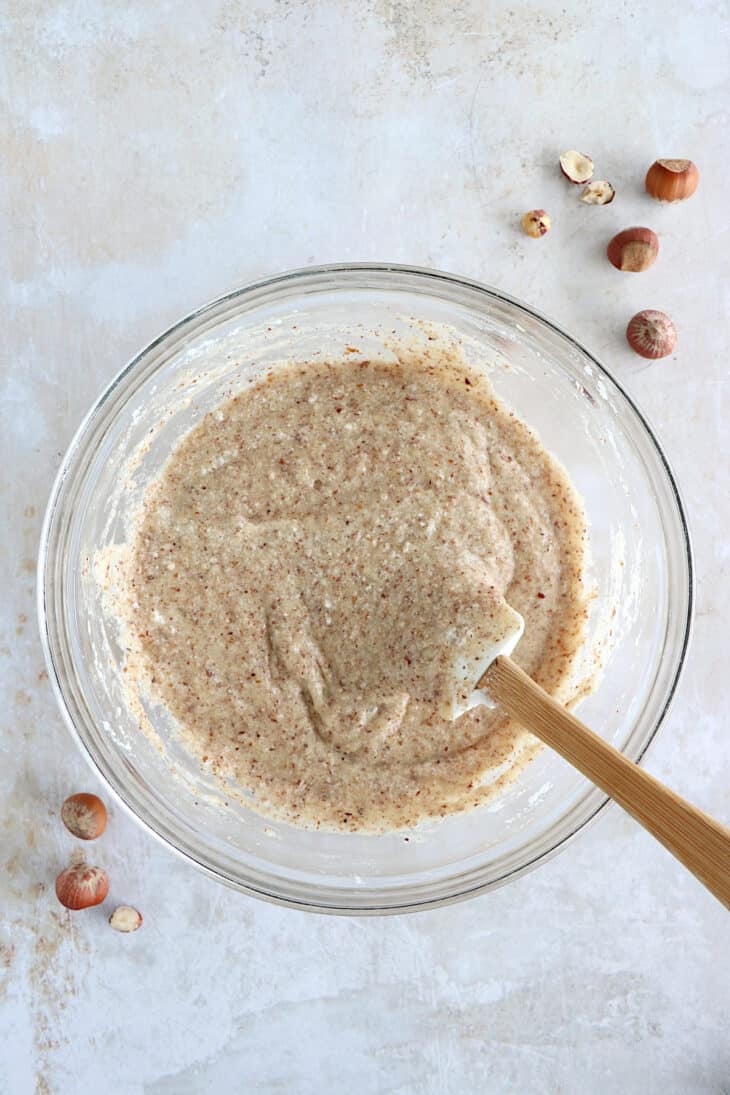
[38,264,693,914]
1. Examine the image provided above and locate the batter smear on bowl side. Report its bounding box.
[115,345,589,831]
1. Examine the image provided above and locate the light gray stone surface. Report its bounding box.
[1,2,728,1092]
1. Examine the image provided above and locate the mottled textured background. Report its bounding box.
[1,1,729,1092]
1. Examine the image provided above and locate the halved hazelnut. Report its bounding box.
[559,150,594,184]
[55,863,109,910]
[109,905,143,933]
[580,180,615,205]
[645,159,699,203]
[626,310,677,359]
[607,227,659,272]
[521,209,551,238]
[61,792,107,840]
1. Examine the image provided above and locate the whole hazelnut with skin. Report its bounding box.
[521,209,551,238]
[55,863,109,910]
[607,227,659,272]
[61,792,107,840]
[626,310,677,359]
[645,159,699,202]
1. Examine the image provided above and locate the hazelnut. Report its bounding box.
[521,209,551,238]
[645,159,699,203]
[55,863,109,910]
[626,310,677,359]
[61,792,107,840]
[607,227,659,272]
[109,905,143,933]
[580,180,615,206]
[559,150,594,184]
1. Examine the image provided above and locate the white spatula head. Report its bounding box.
[448,602,525,719]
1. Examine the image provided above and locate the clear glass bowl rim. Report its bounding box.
[37,262,694,914]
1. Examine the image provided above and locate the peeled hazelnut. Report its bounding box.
[607,227,659,272]
[521,209,551,238]
[55,863,109,910]
[645,159,699,203]
[559,150,594,184]
[61,792,107,840]
[109,905,143,933]
[626,310,677,359]
[580,180,615,206]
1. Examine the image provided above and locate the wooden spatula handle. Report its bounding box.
[482,656,730,910]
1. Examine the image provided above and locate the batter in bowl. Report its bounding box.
[112,344,589,831]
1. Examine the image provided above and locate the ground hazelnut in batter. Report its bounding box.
[116,346,588,831]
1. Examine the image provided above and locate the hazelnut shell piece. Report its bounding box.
[580,180,615,205]
[559,150,594,184]
[109,905,143,933]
